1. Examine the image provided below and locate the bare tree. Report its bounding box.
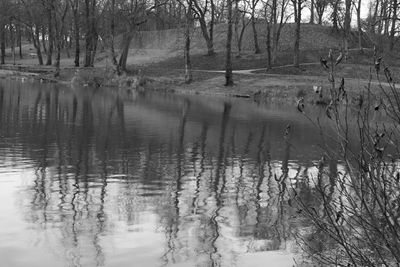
[69,0,80,67]
[16,11,23,59]
[248,0,261,53]
[54,0,69,77]
[381,0,390,35]
[296,49,400,267]
[344,0,351,51]
[42,0,54,66]
[270,0,290,64]
[292,0,305,67]
[192,0,216,56]
[117,0,168,72]
[370,0,380,34]
[21,0,45,65]
[261,0,273,67]
[225,0,234,86]
[354,0,363,51]
[9,17,16,65]
[389,0,398,50]
[177,0,194,83]
[0,0,8,64]
[84,0,98,67]
[234,0,251,58]
[330,0,341,32]
[184,1,193,83]
[0,28,5,65]
[109,0,118,67]
[315,0,328,24]
[310,0,315,23]
[215,0,227,21]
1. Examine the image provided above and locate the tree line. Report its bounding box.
[0,0,399,83]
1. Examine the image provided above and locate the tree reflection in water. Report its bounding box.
[0,80,333,266]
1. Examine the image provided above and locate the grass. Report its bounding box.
[140,48,330,71]
[1,25,399,104]
[139,47,400,83]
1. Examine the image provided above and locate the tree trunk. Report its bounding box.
[118,32,133,72]
[225,0,233,86]
[55,1,69,77]
[9,20,15,65]
[272,37,279,64]
[192,0,215,56]
[184,0,193,83]
[389,0,398,50]
[210,0,215,53]
[377,0,385,34]
[84,0,97,67]
[64,36,70,58]
[315,0,326,25]
[84,0,91,66]
[0,26,5,64]
[33,26,44,65]
[55,35,62,77]
[198,17,215,56]
[293,0,301,68]
[251,11,261,54]
[357,0,362,51]
[237,22,246,57]
[332,0,339,32]
[90,0,97,66]
[17,21,22,59]
[272,0,286,64]
[271,0,277,63]
[72,0,80,67]
[41,27,47,54]
[235,10,248,58]
[310,0,314,24]
[371,0,379,34]
[344,0,351,51]
[382,0,390,35]
[234,0,240,57]
[266,23,271,69]
[46,6,54,66]
[110,0,118,68]
[90,32,98,66]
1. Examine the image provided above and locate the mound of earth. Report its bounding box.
[126,23,357,54]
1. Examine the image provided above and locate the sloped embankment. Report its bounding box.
[128,23,344,53]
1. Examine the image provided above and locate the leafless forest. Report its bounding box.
[0,0,399,82]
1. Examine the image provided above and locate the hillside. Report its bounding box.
[121,22,390,71]
[128,23,366,54]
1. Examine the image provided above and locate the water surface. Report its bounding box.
[0,79,327,267]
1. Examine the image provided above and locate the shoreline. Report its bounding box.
[0,65,384,105]
[143,71,383,105]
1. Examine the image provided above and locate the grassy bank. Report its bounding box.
[1,28,399,105]
[0,49,396,106]
[138,48,398,104]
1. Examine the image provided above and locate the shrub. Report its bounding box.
[294,49,400,266]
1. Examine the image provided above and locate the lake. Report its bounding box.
[0,78,331,267]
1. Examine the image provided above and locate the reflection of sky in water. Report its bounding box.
[0,79,339,267]
[0,159,303,267]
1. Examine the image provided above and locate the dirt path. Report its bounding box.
[185,64,386,88]
[147,62,389,104]
[1,48,389,105]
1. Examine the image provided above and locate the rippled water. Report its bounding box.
[0,79,331,267]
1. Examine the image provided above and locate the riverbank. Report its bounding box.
[1,47,397,105]
[144,70,390,104]
[136,48,398,104]
[0,63,389,107]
